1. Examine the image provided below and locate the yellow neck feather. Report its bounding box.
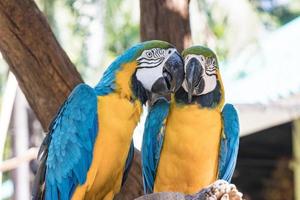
[216,70,225,111]
[115,61,137,100]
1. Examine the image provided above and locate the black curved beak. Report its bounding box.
[150,51,184,105]
[164,51,185,93]
[185,57,202,103]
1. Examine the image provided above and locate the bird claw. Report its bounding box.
[186,180,243,200]
[208,180,243,200]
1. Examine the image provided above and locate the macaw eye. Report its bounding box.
[200,56,205,62]
[212,58,217,66]
[146,51,153,57]
[168,49,172,54]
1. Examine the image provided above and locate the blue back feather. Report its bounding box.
[218,104,240,182]
[45,84,98,200]
[141,100,170,194]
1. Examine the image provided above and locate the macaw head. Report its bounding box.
[135,42,184,92]
[119,40,184,105]
[96,40,184,105]
[177,46,224,108]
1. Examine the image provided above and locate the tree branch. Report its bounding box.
[0,0,83,130]
[0,147,38,172]
[140,0,192,52]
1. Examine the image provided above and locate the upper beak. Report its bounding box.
[150,51,184,104]
[162,51,184,92]
[185,57,202,103]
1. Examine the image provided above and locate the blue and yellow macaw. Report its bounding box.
[142,46,239,194]
[32,40,184,200]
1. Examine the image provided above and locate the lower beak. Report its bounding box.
[187,78,194,103]
[150,77,171,105]
[151,77,170,95]
[148,93,171,106]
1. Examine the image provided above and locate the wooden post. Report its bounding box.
[0,73,17,185]
[13,89,30,200]
[293,119,300,200]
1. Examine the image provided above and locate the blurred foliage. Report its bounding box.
[41,0,57,34]
[36,0,139,79]
[195,0,300,62]
[198,1,227,39]
[104,0,139,57]
[250,0,300,29]
[196,0,229,61]
[42,0,91,73]
[63,0,91,71]
[36,0,90,74]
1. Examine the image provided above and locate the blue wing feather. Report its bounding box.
[141,100,170,194]
[218,104,240,182]
[45,84,98,200]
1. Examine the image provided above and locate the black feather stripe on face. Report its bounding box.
[136,57,164,69]
[197,81,221,108]
[131,71,149,105]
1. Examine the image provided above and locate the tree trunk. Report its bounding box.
[114,149,144,200]
[140,0,192,52]
[0,0,83,131]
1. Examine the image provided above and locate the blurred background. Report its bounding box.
[0,0,300,199]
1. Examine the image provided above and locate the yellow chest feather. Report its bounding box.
[154,103,222,194]
[72,94,141,200]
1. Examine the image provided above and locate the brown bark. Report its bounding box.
[115,149,144,200]
[0,0,83,130]
[140,0,192,52]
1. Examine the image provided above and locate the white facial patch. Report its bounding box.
[135,48,176,91]
[201,74,217,95]
[135,65,164,91]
